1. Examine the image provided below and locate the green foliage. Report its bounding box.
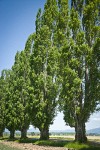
[58,0,100,143]
[0,70,11,136]
[30,25,58,131]
[12,50,31,134]
[30,0,59,139]
[5,48,32,138]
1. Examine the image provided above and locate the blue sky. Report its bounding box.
[0,0,45,73]
[0,0,100,131]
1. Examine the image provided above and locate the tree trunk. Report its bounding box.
[21,128,27,139]
[40,127,49,140]
[82,123,87,142]
[9,130,15,139]
[0,127,5,137]
[0,131,3,137]
[75,121,87,143]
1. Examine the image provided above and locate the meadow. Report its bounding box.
[0,134,100,150]
[0,142,21,150]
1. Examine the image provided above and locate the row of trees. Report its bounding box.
[0,0,100,143]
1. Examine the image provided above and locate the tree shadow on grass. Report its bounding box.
[33,140,100,150]
[33,139,68,147]
[1,137,100,150]
[18,138,38,143]
[80,147,100,150]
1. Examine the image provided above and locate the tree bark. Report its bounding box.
[40,127,49,140]
[75,121,87,143]
[82,123,87,142]
[21,128,27,139]
[9,130,15,139]
[0,127,5,137]
[0,131,3,137]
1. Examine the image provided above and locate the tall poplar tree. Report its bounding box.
[30,0,59,140]
[5,47,31,139]
[0,72,5,137]
[0,70,10,137]
[12,49,31,139]
[3,69,19,139]
[5,54,22,139]
[59,0,100,142]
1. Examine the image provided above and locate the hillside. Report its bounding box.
[87,127,100,134]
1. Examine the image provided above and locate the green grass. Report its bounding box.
[18,137,38,143]
[65,142,90,149]
[50,136,74,141]
[34,139,67,147]
[1,137,100,150]
[0,143,22,150]
[33,140,100,150]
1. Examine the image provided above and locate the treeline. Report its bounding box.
[0,0,100,143]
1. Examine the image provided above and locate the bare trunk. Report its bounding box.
[9,130,15,139]
[21,128,27,139]
[40,127,49,140]
[0,127,5,137]
[75,121,87,143]
[83,123,87,142]
[0,131,3,137]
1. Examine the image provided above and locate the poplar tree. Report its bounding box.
[0,70,10,137]
[0,73,5,137]
[2,69,19,139]
[59,0,100,142]
[5,47,31,139]
[30,0,59,140]
[12,49,31,139]
[5,54,21,139]
[17,36,34,139]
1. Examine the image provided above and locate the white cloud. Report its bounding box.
[29,125,34,130]
[86,112,100,130]
[50,112,74,131]
[91,118,100,121]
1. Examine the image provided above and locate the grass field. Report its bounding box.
[32,140,100,150]
[18,136,100,150]
[0,135,100,150]
[0,143,21,150]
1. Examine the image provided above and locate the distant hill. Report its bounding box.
[27,128,75,133]
[49,128,100,134]
[87,127,100,134]
[28,128,100,134]
[49,129,75,133]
